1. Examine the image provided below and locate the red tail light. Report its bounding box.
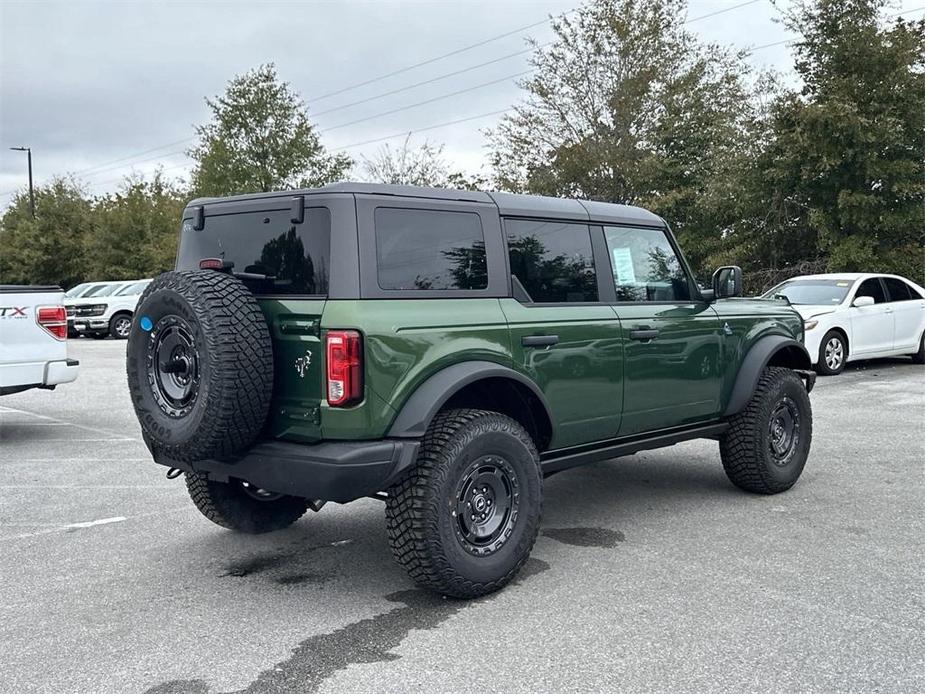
[326,330,362,407]
[37,306,67,340]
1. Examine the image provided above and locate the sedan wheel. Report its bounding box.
[816,330,847,376]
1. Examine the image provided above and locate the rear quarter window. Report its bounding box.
[177,207,331,295]
[374,207,487,290]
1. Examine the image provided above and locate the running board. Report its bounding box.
[540,422,729,476]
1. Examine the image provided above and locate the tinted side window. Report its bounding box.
[855,278,886,304]
[178,207,330,295]
[883,277,913,302]
[505,220,597,303]
[603,226,691,302]
[375,208,487,290]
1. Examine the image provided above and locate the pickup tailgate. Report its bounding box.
[0,285,74,390]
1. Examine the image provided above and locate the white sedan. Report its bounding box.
[762,273,925,375]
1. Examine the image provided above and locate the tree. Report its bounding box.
[87,171,188,280]
[189,64,351,196]
[0,179,93,288]
[488,0,757,273]
[362,135,449,187]
[751,0,925,279]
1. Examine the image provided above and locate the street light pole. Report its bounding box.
[10,146,35,218]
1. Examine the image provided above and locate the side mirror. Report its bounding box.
[712,266,743,299]
[852,295,875,308]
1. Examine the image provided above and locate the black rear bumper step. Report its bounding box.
[155,438,420,504]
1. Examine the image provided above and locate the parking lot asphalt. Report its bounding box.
[0,339,922,694]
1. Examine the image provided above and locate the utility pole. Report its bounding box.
[10,146,35,218]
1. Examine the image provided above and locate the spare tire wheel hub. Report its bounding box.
[146,315,201,418]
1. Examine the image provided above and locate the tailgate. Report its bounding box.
[0,286,67,388]
[258,298,326,443]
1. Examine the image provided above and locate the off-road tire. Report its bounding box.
[186,472,308,534]
[385,409,542,599]
[816,329,847,375]
[911,332,925,364]
[109,313,132,340]
[126,270,273,463]
[720,367,812,494]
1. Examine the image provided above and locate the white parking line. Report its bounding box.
[0,485,176,489]
[0,506,191,543]
[0,405,138,441]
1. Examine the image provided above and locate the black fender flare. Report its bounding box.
[387,360,553,438]
[724,336,813,417]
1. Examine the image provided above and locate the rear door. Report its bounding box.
[882,277,925,351]
[501,218,624,448]
[601,225,722,435]
[848,277,893,355]
[176,197,345,442]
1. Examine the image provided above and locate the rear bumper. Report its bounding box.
[154,438,420,504]
[72,319,108,332]
[46,358,80,386]
[0,358,79,395]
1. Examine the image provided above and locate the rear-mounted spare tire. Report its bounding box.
[126,270,273,462]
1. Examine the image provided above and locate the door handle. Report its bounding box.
[629,328,660,341]
[522,335,559,347]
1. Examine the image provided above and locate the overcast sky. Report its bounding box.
[1,0,921,206]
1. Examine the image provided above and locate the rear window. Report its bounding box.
[177,207,330,295]
[883,277,914,301]
[374,207,487,290]
[505,219,597,303]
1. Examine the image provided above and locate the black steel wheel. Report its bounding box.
[146,316,201,419]
[768,397,801,466]
[720,367,813,494]
[453,456,519,556]
[386,409,542,599]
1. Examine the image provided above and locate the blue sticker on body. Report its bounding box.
[140,316,153,331]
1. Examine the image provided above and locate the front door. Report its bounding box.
[501,219,624,449]
[882,276,925,352]
[601,225,722,436]
[849,278,893,355]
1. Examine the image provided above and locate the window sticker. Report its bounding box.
[611,247,636,284]
[836,282,850,287]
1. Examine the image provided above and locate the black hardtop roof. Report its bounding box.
[187,182,664,227]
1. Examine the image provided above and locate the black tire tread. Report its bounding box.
[127,270,273,462]
[185,472,308,534]
[385,408,541,599]
[720,367,812,494]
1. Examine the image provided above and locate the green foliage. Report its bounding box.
[731,0,925,279]
[0,179,94,287]
[86,172,187,280]
[488,0,756,274]
[189,64,352,196]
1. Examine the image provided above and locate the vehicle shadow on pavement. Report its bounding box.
[140,451,749,694]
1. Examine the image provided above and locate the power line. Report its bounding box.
[1,0,833,198]
[686,0,764,24]
[318,70,532,134]
[749,5,925,52]
[312,44,544,118]
[306,16,559,103]
[334,109,511,151]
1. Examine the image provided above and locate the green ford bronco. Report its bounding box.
[127,183,815,598]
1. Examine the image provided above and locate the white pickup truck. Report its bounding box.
[0,285,79,396]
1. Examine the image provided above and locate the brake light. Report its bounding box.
[37,306,67,340]
[326,330,362,406]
